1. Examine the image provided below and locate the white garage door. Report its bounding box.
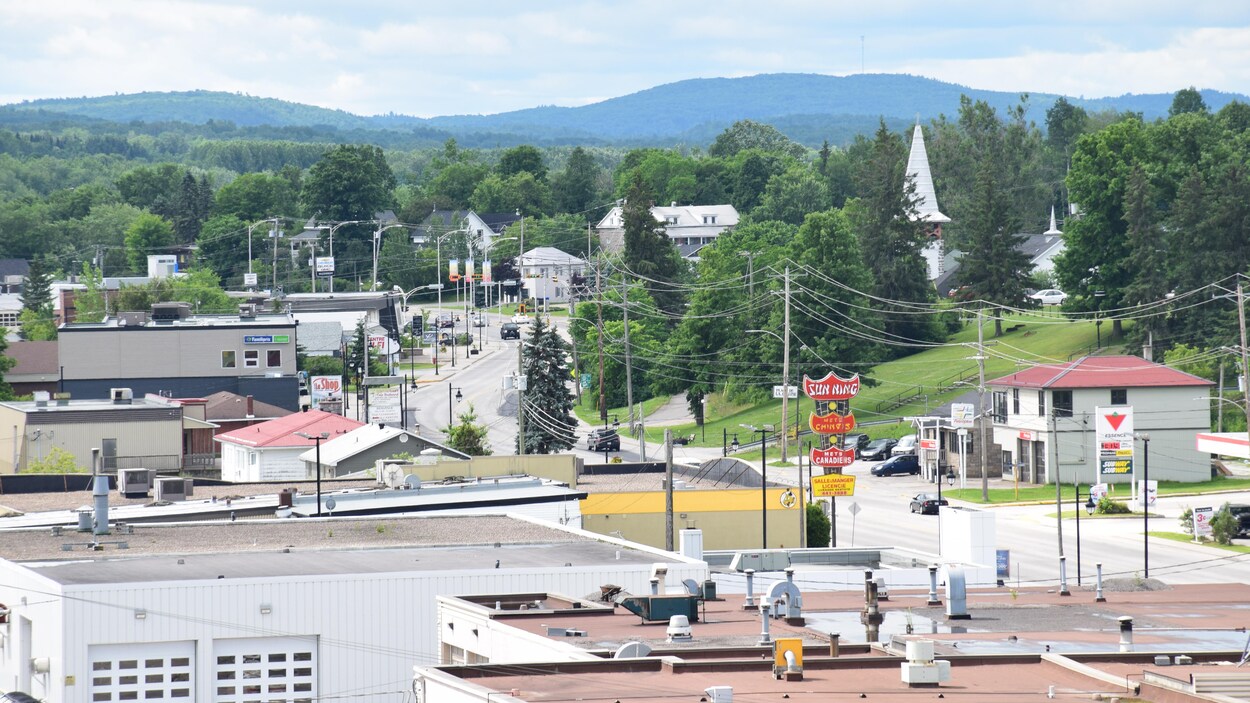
[213,636,317,703]
[89,641,195,702]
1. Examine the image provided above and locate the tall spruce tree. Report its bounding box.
[621,173,686,318]
[18,257,56,340]
[517,315,577,454]
[959,161,1031,336]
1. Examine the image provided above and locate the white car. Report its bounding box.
[511,314,533,325]
[1029,289,1068,306]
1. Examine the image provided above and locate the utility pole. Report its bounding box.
[596,250,606,424]
[665,429,674,551]
[1053,409,1063,558]
[1239,282,1250,450]
[623,285,634,425]
[976,310,990,502]
[780,266,791,462]
[739,251,757,299]
[517,336,526,456]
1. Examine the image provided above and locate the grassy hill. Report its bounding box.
[579,310,1128,453]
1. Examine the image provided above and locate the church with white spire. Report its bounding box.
[904,121,951,281]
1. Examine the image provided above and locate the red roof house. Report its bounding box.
[216,409,363,482]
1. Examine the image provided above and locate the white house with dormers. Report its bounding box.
[518,247,587,305]
[596,203,739,259]
[987,355,1211,486]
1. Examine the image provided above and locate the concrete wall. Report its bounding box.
[393,454,580,488]
[0,406,183,474]
[60,325,296,380]
[64,376,300,411]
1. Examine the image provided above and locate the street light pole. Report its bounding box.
[1138,432,1151,579]
[447,384,463,426]
[1074,484,1096,586]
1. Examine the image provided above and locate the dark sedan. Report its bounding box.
[860,438,897,461]
[841,433,870,457]
[910,493,949,515]
[870,454,920,476]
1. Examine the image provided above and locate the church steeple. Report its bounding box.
[906,121,950,226]
[1043,205,1062,235]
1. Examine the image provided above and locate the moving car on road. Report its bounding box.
[587,428,620,452]
[500,322,521,340]
[1029,289,1068,306]
[436,312,455,328]
[860,438,897,461]
[910,493,949,514]
[871,454,920,476]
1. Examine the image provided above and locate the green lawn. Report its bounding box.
[1152,531,1250,553]
[593,310,1127,454]
[947,476,1250,505]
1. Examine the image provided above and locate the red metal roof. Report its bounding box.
[214,409,363,448]
[988,355,1213,389]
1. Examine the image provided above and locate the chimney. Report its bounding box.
[246,395,254,418]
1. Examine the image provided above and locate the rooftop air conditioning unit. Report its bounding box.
[118,469,154,499]
[110,388,134,404]
[150,302,191,321]
[154,477,187,502]
[238,303,258,318]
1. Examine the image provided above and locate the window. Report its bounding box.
[221,351,236,369]
[266,350,282,368]
[992,391,1007,423]
[1111,388,1127,405]
[243,350,259,368]
[666,216,679,225]
[1038,390,1046,416]
[703,214,717,224]
[1053,390,1073,418]
[1012,389,1020,415]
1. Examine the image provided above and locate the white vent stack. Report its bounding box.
[757,602,772,645]
[679,529,703,561]
[766,568,804,624]
[666,615,692,643]
[704,686,732,703]
[901,639,950,687]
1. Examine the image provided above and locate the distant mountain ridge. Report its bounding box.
[7,74,1246,147]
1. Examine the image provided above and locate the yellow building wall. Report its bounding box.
[394,454,579,487]
[581,488,803,551]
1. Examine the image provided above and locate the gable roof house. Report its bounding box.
[988,355,1211,485]
[595,203,739,259]
[215,409,363,482]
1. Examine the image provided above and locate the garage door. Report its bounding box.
[213,636,317,703]
[89,641,194,702]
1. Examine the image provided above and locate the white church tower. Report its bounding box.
[905,120,951,281]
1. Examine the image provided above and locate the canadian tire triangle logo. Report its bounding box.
[1104,412,1127,431]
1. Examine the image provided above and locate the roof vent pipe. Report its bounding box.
[92,475,110,535]
[743,568,757,609]
[758,602,772,645]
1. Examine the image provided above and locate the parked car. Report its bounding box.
[1226,504,1250,537]
[841,433,870,457]
[512,314,533,325]
[471,313,485,327]
[910,493,949,515]
[871,454,920,476]
[1029,289,1068,306]
[860,438,898,461]
[587,428,620,452]
[500,322,521,340]
[891,434,918,456]
[436,312,455,328]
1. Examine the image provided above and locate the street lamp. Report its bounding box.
[315,220,369,293]
[1074,484,1097,585]
[245,217,281,286]
[742,423,774,549]
[371,221,413,290]
[936,467,955,554]
[294,432,330,516]
[448,384,464,425]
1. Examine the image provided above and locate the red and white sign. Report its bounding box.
[802,371,861,402]
[920,438,938,450]
[1096,406,1134,448]
[1018,430,1035,441]
[310,375,342,409]
[810,446,856,467]
[1194,506,1214,539]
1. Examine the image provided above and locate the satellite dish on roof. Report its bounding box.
[613,642,652,659]
[682,579,701,595]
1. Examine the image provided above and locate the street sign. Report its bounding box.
[772,385,799,399]
[315,256,335,275]
[951,403,975,428]
[1099,457,1133,474]
[1194,506,1214,539]
[580,373,592,389]
[996,549,1010,578]
[1138,479,1158,508]
[243,272,258,287]
[310,376,342,409]
[802,371,860,401]
[847,502,861,516]
[779,489,798,508]
[809,411,855,434]
[920,438,938,450]
[369,386,402,424]
[811,474,856,497]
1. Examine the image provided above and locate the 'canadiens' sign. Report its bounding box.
[810,446,856,467]
[810,411,856,434]
[803,371,861,401]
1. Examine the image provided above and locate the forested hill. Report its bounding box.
[7,74,1246,147]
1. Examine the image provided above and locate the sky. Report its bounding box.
[3,1,1250,118]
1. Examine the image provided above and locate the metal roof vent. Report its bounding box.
[666,614,692,643]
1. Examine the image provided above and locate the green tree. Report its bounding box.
[1045,96,1089,155]
[806,503,830,548]
[960,161,1032,336]
[124,212,175,272]
[301,143,396,230]
[1169,87,1209,117]
[518,315,577,454]
[553,146,601,215]
[427,162,489,208]
[347,320,368,378]
[445,405,493,456]
[20,257,53,314]
[214,172,298,221]
[497,145,547,180]
[18,308,57,341]
[752,166,832,225]
[470,172,553,216]
[116,163,184,217]
[1120,164,1168,340]
[709,120,805,159]
[74,262,107,323]
[24,446,85,474]
[621,173,686,318]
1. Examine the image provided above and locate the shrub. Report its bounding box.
[1097,496,1131,515]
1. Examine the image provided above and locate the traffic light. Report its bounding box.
[518,302,527,313]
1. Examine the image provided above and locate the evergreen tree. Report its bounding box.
[20,257,53,314]
[347,320,368,379]
[446,405,493,456]
[959,161,1031,336]
[517,315,577,454]
[554,146,601,216]
[1121,165,1168,310]
[621,173,686,318]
